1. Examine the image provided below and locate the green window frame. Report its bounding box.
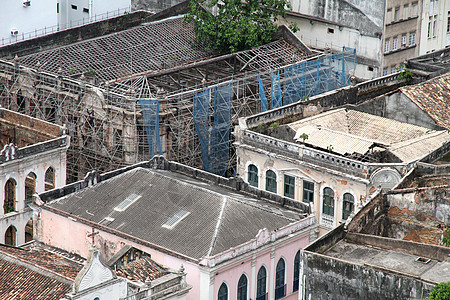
[323,187,334,216]
[303,180,314,203]
[284,175,295,199]
[248,164,258,187]
[342,193,354,220]
[265,170,277,193]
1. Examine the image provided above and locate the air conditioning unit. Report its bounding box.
[23,1,31,7]
[10,29,18,36]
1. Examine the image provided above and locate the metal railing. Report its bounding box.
[1,6,131,46]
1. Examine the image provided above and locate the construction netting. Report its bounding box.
[260,47,357,108]
[193,84,232,176]
[138,99,163,158]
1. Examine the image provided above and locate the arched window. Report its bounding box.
[322,187,335,216]
[265,170,277,193]
[4,178,17,214]
[343,193,354,220]
[218,282,228,300]
[45,167,55,191]
[248,165,258,187]
[256,266,267,300]
[25,218,33,243]
[237,274,247,300]
[25,172,37,207]
[5,225,17,246]
[293,251,300,292]
[275,258,286,299]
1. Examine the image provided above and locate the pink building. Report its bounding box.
[34,156,317,300]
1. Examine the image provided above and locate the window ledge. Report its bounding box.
[386,16,418,26]
[384,44,416,56]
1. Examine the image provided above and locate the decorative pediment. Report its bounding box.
[74,250,114,293]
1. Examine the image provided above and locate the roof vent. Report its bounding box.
[99,216,115,226]
[162,210,190,229]
[416,257,431,264]
[114,193,141,212]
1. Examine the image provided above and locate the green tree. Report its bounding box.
[419,282,450,300]
[184,0,291,53]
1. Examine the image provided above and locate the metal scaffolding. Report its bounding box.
[0,15,355,181]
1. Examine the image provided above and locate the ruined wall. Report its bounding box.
[384,187,450,244]
[301,250,434,300]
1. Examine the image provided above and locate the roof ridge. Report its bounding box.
[206,197,227,257]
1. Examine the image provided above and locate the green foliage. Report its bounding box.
[288,22,300,33]
[327,145,334,151]
[184,0,291,53]
[396,64,413,83]
[418,282,450,300]
[86,69,96,76]
[443,229,450,246]
[269,122,280,129]
[301,96,309,103]
[299,132,308,142]
[257,123,265,131]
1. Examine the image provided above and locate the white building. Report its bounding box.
[0,0,130,44]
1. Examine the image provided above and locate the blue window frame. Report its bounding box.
[284,175,295,199]
[342,193,354,220]
[265,170,277,193]
[256,267,267,300]
[237,274,247,300]
[293,251,300,292]
[323,187,334,216]
[302,180,314,203]
[248,165,258,187]
[275,258,286,299]
[218,282,228,300]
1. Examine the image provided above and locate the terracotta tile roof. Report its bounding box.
[401,73,450,129]
[0,259,72,300]
[115,257,166,282]
[0,244,84,299]
[0,244,83,280]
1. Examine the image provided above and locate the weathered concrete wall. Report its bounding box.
[355,92,443,130]
[300,250,434,300]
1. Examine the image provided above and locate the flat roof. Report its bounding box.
[324,239,450,283]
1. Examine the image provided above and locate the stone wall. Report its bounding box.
[300,250,434,300]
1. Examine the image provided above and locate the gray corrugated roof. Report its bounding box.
[47,168,301,259]
[289,108,433,144]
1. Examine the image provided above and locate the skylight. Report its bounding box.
[162,210,190,229]
[114,193,141,212]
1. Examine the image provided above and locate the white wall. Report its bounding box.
[0,0,56,43]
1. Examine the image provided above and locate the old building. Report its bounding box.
[0,241,190,299]
[382,0,450,74]
[357,71,450,130]
[0,107,69,246]
[32,156,317,300]
[234,73,450,234]
[0,4,362,181]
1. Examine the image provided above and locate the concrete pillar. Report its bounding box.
[251,256,257,300]
[269,248,276,300]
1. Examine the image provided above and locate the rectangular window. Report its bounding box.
[384,39,390,53]
[404,4,409,18]
[433,19,437,36]
[57,3,59,13]
[412,2,418,17]
[328,28,335,34]
[83,7,89,13]
[383,68,388,76]
[387,8,392,23]
[409,31,416,45]
[448,15,450,32]
[302,180,314,203]
[401,34,407,46]
[435,0,439,15]
[284,175,295,199]
[430,0,434,15]
[71,4,77,10]
[392,37,398,50]
[394,6,400,21]
[391,65,397,74]
[428,19,432,38]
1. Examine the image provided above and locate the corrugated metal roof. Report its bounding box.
[289,108,434,144]
[47,168,302,259]
[389,131,450,162]
[293,125,376,156]
[401,72,450,129]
